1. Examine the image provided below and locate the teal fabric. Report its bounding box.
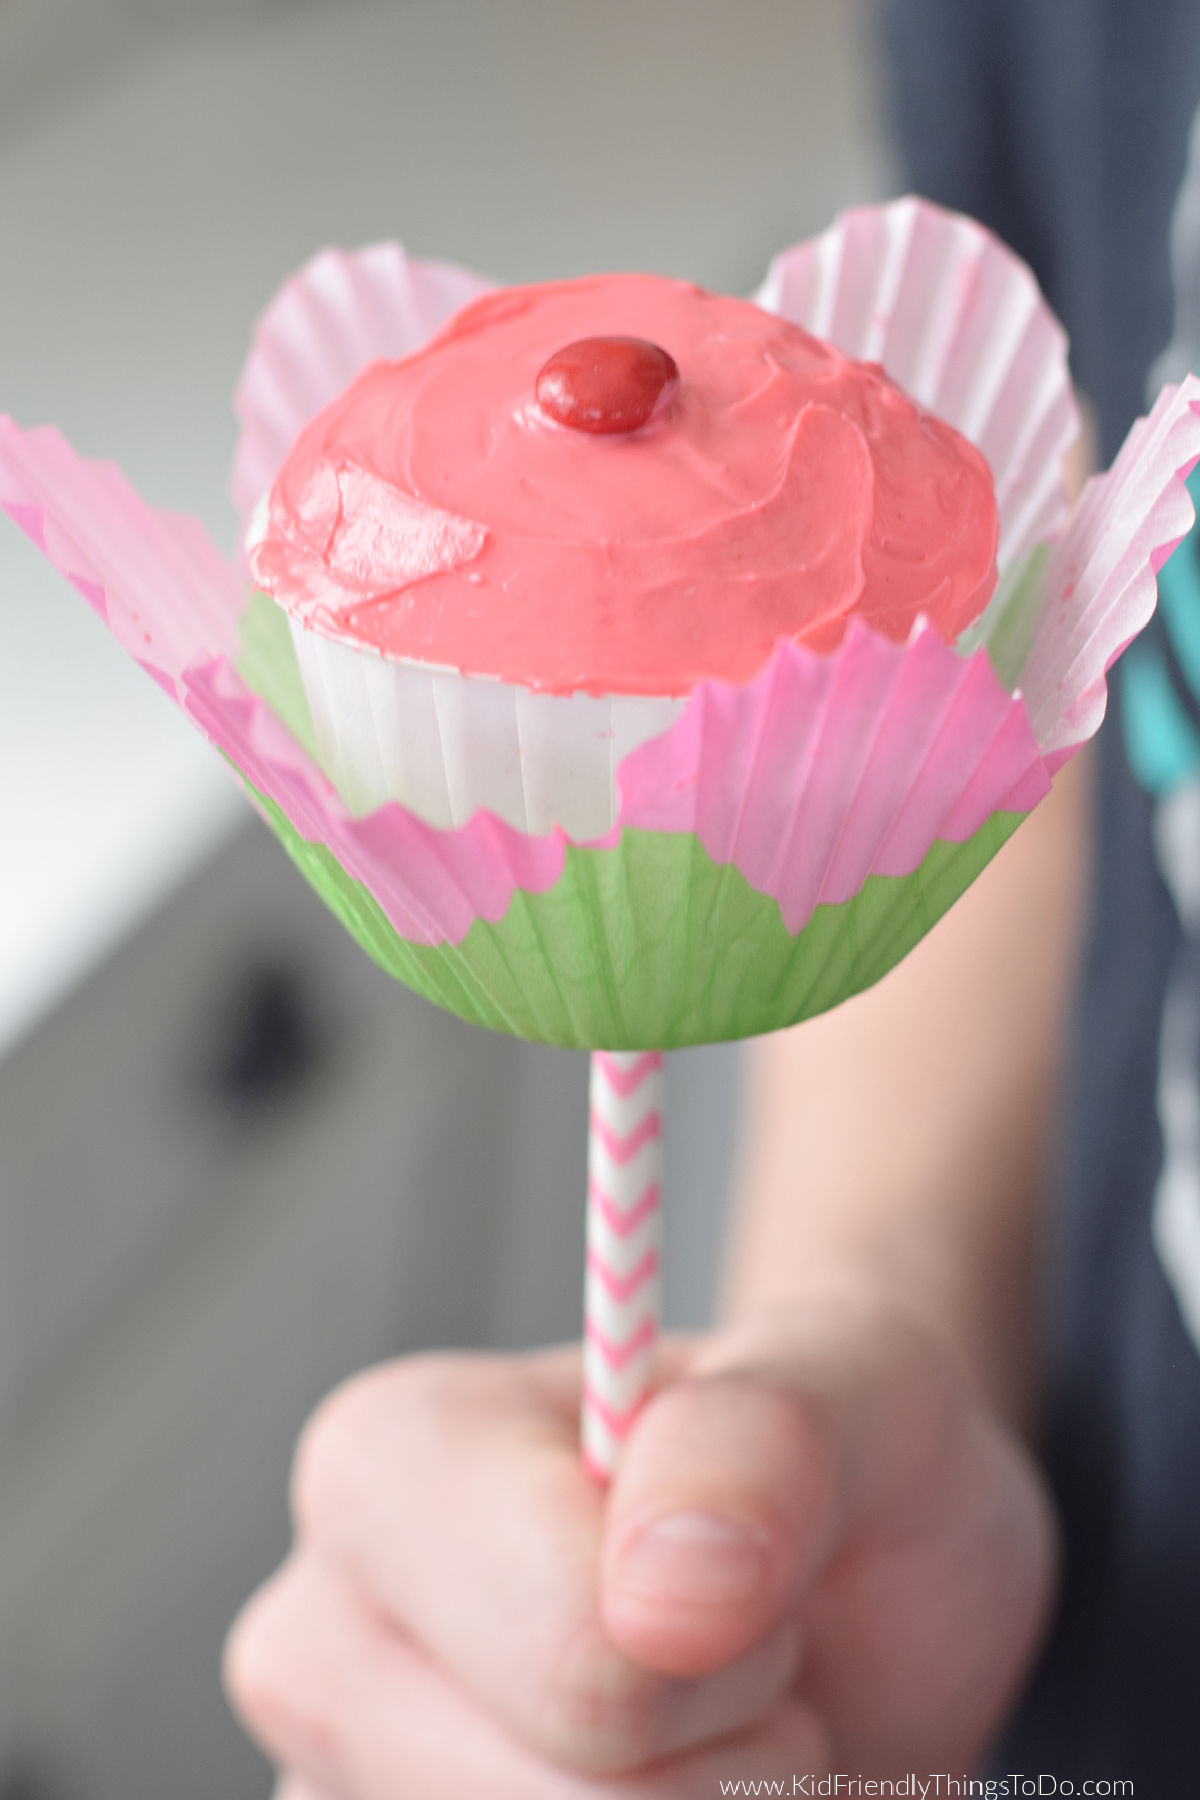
[1121,635,1200,795]
[1122,459,1200,795]
[1159,460,1200,693]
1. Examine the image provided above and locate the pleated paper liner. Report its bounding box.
[758,196,1077,573]
[0,425,243,689]
[231,244,493,537]
[286,617,682,836]
[239,199,1078,832]
[2,210,1199,1050]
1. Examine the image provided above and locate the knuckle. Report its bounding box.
[873,1301,973,1464]
[222,1593,271,1726]
[289,1352,478,1539]
[288,1380,366,1541]
[222,1591,325,1756]
[224,1615,282,1740]
[222,1583,343,1776]
[689,1364,839,1483]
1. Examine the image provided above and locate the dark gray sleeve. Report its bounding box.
[1151,102,1200,396]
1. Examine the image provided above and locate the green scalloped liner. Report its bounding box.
[242,776,1023,1049]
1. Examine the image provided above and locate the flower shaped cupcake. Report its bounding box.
[3,197,1199,1054]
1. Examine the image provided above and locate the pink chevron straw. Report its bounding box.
[584,1050,664,1479]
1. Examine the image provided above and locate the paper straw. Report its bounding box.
[582,1050,664,1479]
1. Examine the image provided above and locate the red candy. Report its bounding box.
[535,336,679,435]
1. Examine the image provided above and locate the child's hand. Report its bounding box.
[225,1287,1055,1796]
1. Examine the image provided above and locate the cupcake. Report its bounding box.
[246,272,1000,839]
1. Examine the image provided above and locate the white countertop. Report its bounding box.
[0,0,889,1060]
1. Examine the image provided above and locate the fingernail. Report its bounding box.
[613,1511,770,1607]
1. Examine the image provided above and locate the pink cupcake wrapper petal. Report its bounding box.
[757,196,1078,571]
[1023,375,1200,765]
[0,418,243,681]
[616,621,1048,935]
[181,658,567,946]
[231,242,495,533]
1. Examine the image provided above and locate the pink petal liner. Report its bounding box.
[2,201,1199,965]
[758,197,1079,570]
[231,243,494,539]
[1028,384,1200,764]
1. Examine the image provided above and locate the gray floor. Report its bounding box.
[0,3,891,1793]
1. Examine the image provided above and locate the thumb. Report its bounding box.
[600,1298,964,1680]
[600,1324,842,1679]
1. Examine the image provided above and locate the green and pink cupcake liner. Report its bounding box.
[4,199,1196,1054]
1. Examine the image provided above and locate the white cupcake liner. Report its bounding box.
[242,199,1077,833]
[289,621,681,836]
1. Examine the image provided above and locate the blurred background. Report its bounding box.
[0,2,892,1794]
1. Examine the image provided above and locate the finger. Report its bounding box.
[603,1292,970,1675]
[285,1351,798,1774]
[273,1784,332,1800]
[227,1553,829,1799]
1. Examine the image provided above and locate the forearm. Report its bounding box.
[721,750,1093,1430]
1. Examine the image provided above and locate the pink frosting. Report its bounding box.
[250,275,998,697]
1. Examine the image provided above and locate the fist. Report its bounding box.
[225,1291,1055,1795]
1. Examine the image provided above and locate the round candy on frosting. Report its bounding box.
[250,274,999,697]
[535,337,680,434]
